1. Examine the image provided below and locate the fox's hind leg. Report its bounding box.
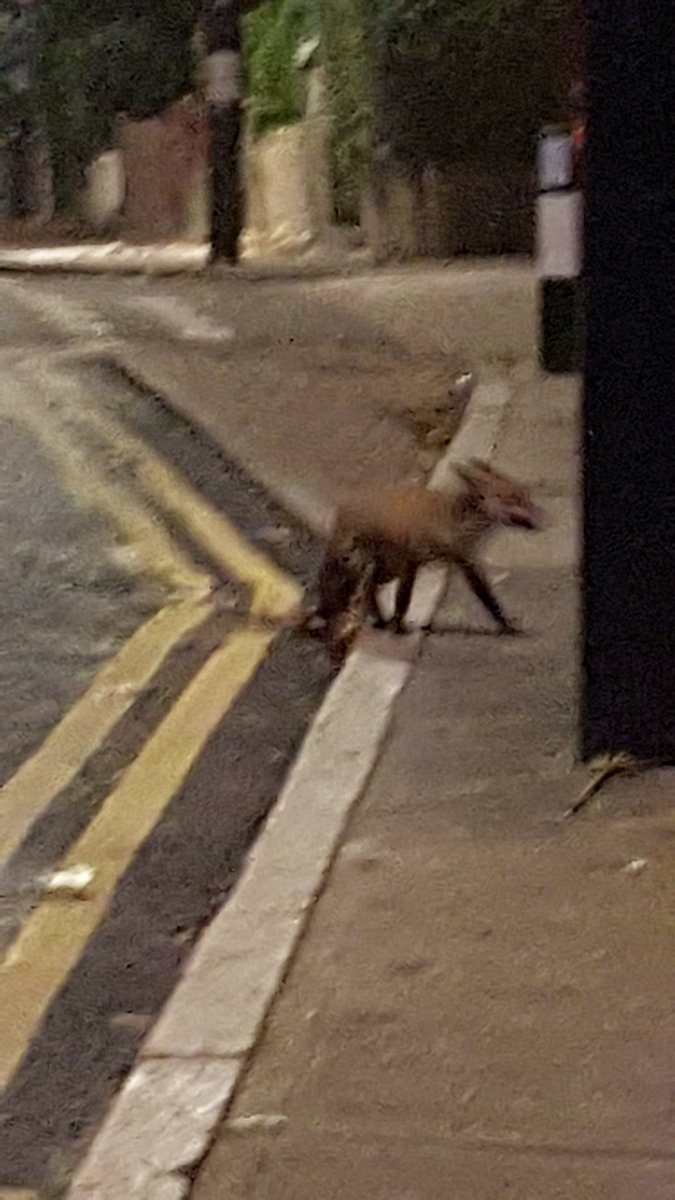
[312,541,372,661]
[364,559,391,629]
[459,560,519,634]
[315,547,359,624]
[365,559,416,635]
[390,564,417,634]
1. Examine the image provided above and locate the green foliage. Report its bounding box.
[0,6,38,130]
[243,0,318,140]
[243,0,371,219]
[320,0,373,224]
[32,0,573,215]
[365,0,573,169]
[366,0,565,44]
[36,35,109,209]
[87,18,197,121]
[318,0,572,222]
[243,0,571,222]
[36,0,200,210]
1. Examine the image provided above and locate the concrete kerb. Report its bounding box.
[0,241,370,282]
[0,244,209,276]
[64,378,513,1200]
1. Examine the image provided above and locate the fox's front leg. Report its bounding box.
[364,561,390,629]
[459,560,520,635]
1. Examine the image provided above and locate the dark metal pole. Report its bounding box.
[203,0,243,264]
[581,1,675,761]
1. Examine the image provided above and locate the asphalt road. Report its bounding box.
[0,407,162,791]
[0,324,332,1197]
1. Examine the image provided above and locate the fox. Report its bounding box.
[306,459,541,658]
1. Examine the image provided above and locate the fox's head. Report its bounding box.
[456,459,541,531]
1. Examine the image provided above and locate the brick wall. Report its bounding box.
[118,96,208,242]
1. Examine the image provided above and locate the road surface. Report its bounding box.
[0,300,331,1197]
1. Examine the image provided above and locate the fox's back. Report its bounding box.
[312,462,540,649]
[333,484,479,564]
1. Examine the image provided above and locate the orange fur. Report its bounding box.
[314,460,540,650]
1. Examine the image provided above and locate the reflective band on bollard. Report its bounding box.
[536,125,583,374]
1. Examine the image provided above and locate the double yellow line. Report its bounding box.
[0,362,300,1089]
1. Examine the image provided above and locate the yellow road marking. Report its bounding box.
[0,369,214,866]
[0,599,210,866]
[43,368,301,618]
[0,360,300,1085]
[8,369,212,599]
[0,625,274,1089]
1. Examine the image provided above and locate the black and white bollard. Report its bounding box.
[536,125,583,374]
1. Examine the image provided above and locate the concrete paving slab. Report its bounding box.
[192,1125,675,1200]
